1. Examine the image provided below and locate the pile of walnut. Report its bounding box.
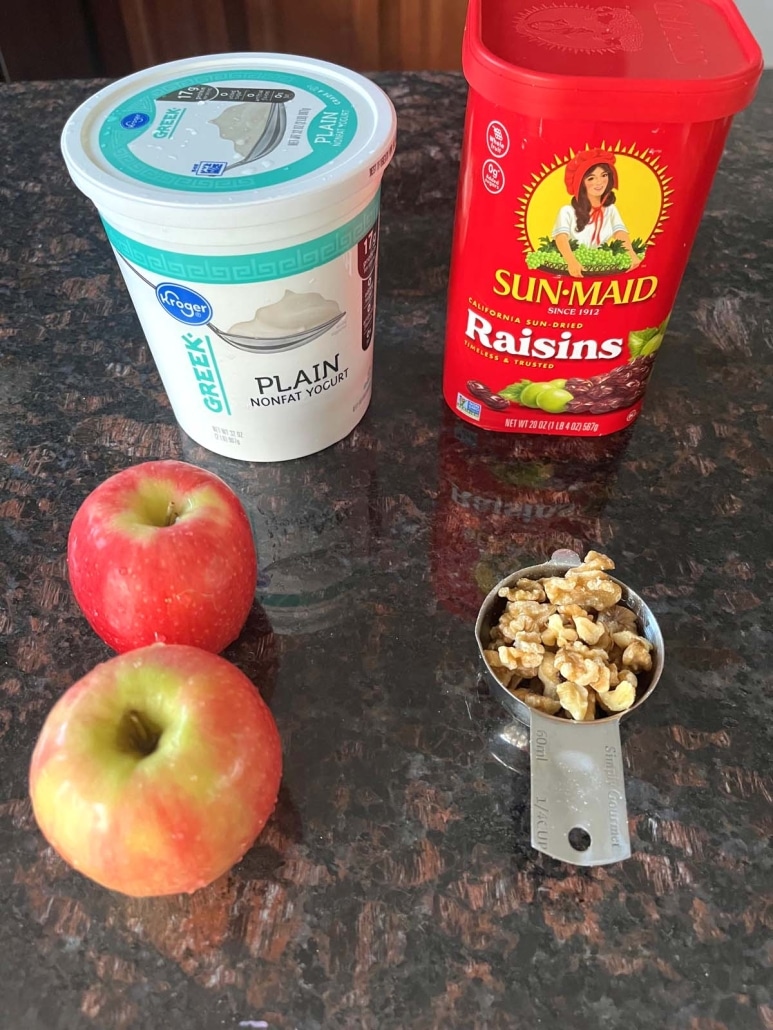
[483,551,653,721]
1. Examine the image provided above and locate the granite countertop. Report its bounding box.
[0,72,771,1030]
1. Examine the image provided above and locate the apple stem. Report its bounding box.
[165,501,179,527]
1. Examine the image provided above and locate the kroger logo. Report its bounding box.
[155,283,212,325]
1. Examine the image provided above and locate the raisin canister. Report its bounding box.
[443,0,762,437]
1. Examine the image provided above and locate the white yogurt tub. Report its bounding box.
[61,53,397,462]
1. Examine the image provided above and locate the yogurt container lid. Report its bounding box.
[61,52,397,228]
[464,0,763,122]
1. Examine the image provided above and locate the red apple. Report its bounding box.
[67,460,257,654]
[29,644,282,896]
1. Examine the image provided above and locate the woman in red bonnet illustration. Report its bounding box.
[552,148,642,277]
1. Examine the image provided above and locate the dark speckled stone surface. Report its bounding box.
[0,73,771,1030]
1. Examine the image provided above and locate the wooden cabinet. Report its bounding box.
[1,0,468,81]
[119,0,468,72]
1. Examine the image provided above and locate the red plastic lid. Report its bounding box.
[463,0,763,122]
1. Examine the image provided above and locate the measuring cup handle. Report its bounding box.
[530,710,631,866]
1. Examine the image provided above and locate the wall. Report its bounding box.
[736,0,773,65]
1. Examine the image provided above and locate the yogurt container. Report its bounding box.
[61,53,397,461]
[443,0,762,437]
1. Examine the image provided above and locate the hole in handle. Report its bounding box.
[568,827,592,852]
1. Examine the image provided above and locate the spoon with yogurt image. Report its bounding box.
[217,290,346,352]
[209,102,287,170]
[155,89,291,171]
[117,255,346,353]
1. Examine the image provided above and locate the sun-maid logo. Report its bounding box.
[489,142,674,307]
[517,142,672,271]
[514,4,644,54]
[156,283,212,325]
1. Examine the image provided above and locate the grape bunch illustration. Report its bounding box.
[526,236,646,274]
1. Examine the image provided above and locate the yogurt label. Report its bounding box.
[100,70,358,192]
[103,193,381,461]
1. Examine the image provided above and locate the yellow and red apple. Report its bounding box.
[29,644,282,896]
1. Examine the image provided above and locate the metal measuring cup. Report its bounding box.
[475,549,664,866]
